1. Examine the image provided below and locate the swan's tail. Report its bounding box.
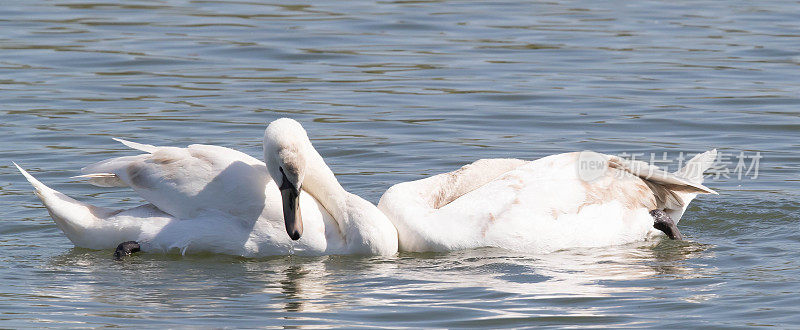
[667,149,718,222]
[14,163,120,249]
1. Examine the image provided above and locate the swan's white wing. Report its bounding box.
[607,155,716,193]
[80,141,269,220]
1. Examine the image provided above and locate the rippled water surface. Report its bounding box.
[2,0,799,327]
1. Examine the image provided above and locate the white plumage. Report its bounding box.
[15,118,398,257]
[378,150,717,253]
[16,118,716,257]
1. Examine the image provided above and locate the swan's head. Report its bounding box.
[263,118,310,241]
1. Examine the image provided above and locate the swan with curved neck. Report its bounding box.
[263,118,398,255]
[15,118,398,257]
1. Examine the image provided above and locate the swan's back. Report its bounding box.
[379,151,716,253]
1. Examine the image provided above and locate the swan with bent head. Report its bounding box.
[378,150,718,253]
[263,118,397,255]
[15,118,398,258]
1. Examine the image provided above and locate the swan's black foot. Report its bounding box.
[113,241,141,260]
[650,209,683,240]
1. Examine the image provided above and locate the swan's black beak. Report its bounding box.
[279,169,303,240]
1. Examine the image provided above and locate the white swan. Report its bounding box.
[15,118,398,257]
[378,150,718,253]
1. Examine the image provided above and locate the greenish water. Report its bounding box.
[1,0,799,327]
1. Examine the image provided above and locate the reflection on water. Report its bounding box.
[280,265,308,312]
[395,240,714,299]
[27,239,715,327]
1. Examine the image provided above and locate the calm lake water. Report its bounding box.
[2,0,799,327]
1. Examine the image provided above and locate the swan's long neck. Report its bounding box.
[301,146,349,222]
[301,143,398,255]
[264,118,397,255]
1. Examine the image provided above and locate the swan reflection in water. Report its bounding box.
[33,240,714,324]
[392,240,716,297]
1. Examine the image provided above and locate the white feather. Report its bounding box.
[16,120,398,257]
[379,150,718,253]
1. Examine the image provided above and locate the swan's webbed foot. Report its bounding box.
[113,241,141,260]
[650,209,683,240]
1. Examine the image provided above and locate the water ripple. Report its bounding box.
[1,0,799,327]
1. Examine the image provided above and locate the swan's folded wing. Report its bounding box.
[607,155,716,194]
[78,141,269,220]
[605,151,717,210]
